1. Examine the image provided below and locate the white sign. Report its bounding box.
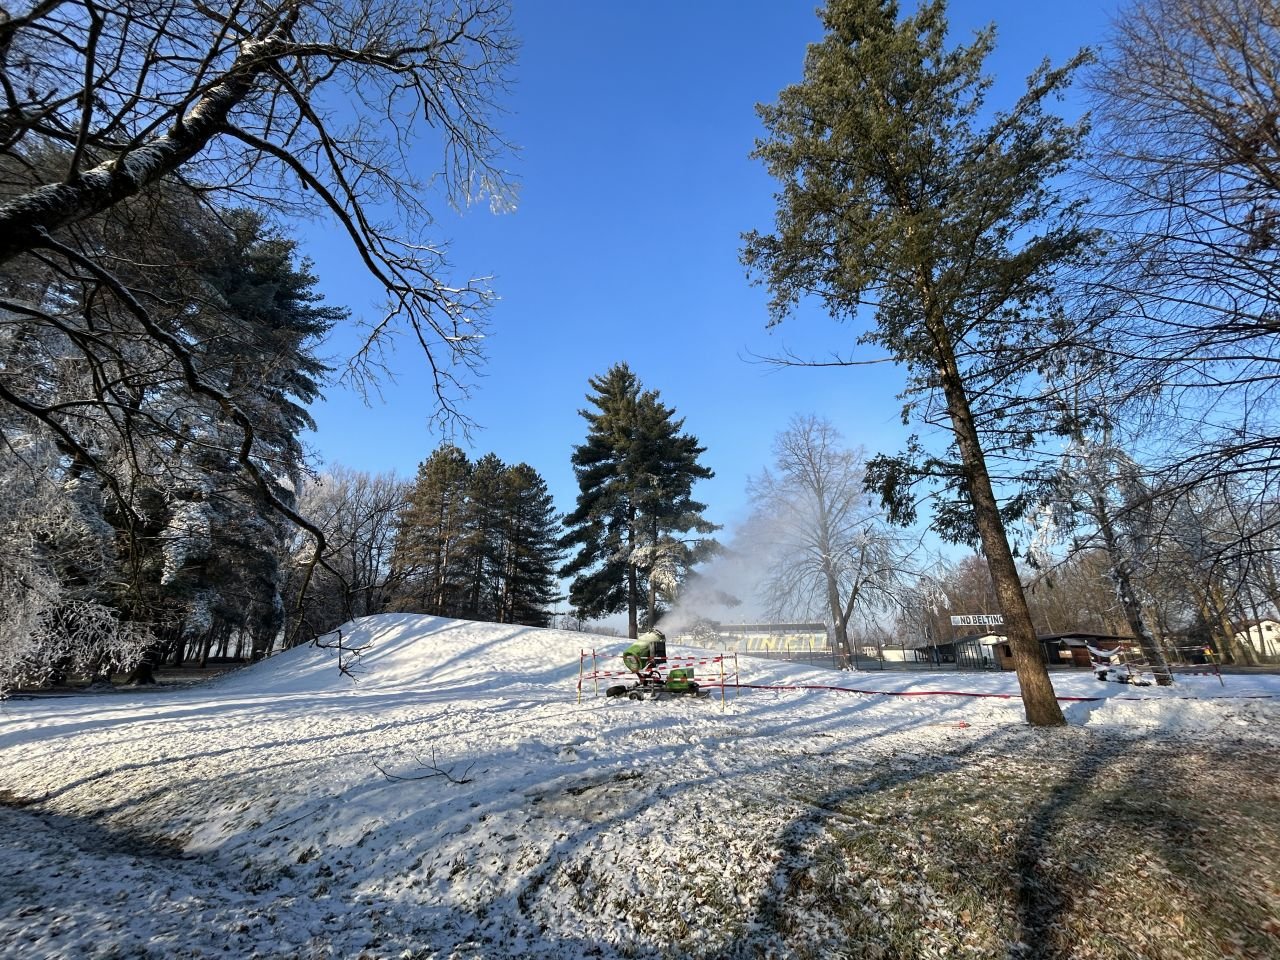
[950,614,1004,627]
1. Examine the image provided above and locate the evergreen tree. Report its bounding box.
[561,365,643,632]
[393,445,473,616]
[631,392,720,628]
[460,453,510,621]
[498,464,564,627]
[561,363,719,637]
[391,449,562,626]
[0,190,336,681]
[742,0,1095,725]
[121,206,338,676]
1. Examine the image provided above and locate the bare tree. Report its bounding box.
[2,0,513,405]
[1089,0,1280,509]
[1024,550,1129,638]
[745,415,921,668]
[284,466,409,643]
[1048,436,1175,682]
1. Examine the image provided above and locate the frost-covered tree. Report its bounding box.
[745,416,919,668]
[0,1,517,640]
[110,208,335,677]
[1,193,334,682]
[0,439,149,694]
[560,364,719,637]
[285,467,409,640]
[1044,435,1175,683]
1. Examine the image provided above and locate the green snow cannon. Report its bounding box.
[622,629,667,674]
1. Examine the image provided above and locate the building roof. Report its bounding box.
[1037,632,1133,646]
[911,633,1002,649]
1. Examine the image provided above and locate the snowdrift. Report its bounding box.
[212,614,596,697]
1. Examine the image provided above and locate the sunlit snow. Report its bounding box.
[1,614,1276,958]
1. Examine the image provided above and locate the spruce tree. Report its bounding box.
[561,363,719,636]
[743,0,1096,725]
[631,391,720,627]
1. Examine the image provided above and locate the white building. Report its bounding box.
[710,622,830,654]
[1234,619,1280,660]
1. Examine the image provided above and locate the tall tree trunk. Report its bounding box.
[931,317,1065,726]
[627,506,639,639]
[827,585,851,669]
[1090,488,1173,685]
[1208,582,1256,665]
[646,578,657,632]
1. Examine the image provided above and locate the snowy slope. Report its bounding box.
[1,614,1277,959]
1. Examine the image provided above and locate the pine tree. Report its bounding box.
[743,0,1096,725]
[631,392,720,627]
[122,207,338,675]
[561,363,719,636]
[460,453,509,621]
[394,445,473,616]
[498,464,564,626]
[390,451,562,626]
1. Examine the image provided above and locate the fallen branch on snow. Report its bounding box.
[372,748,475,785]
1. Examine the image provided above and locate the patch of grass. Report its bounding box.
[756,742,1280,960]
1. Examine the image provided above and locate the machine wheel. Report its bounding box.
[627,689,645,701]
[686,682,700,696]
[605,684,628,698]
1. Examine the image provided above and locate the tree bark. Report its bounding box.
[627,505,639,639]
[929,311,1066,726]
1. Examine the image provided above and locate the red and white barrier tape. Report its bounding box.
[695,681,1274,703]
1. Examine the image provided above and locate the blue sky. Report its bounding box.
[302,0,1115,533]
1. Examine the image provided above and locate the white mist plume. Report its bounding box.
[656,512,787,638]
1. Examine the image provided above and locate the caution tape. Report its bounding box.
[716,686,1105,706]
[701,682,1274,703]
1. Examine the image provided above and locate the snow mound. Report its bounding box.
[213,614,604,697]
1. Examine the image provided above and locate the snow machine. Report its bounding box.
[1088,645,1152,686]
[605,630,704,700]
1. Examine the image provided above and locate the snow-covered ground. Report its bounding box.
[1,614,1277,959]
